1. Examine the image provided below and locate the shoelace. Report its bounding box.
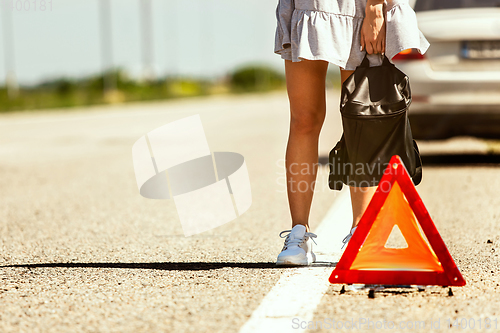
[341,232,353,249]
[279,229,317,250]
[341,226,358,249]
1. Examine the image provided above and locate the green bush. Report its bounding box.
[230,65,285,93]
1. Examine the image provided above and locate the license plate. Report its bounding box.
[461,40,500,59]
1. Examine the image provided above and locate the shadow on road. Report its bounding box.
[420,154,500,166]
[318,154,500,167]
[2,261,337,270]
[1,262,280,271]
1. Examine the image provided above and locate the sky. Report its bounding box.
[0,0,283,86]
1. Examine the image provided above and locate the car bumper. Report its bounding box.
[394,60,500,113]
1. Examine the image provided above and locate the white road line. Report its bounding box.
[239,189,353,333]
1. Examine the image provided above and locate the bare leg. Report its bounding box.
[340,69,378,229]
[349,186,377,228]
[284,59,329,232]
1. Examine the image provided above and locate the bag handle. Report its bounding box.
[358,53,393,68]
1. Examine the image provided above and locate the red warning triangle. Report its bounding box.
[329,155,466,286]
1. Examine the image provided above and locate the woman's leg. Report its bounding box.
[284,59,329,232]
[340,69,378,229]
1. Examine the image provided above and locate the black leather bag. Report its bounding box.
[328,54,422,191]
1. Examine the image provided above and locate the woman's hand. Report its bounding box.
[360,0,386,55]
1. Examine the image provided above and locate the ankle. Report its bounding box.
[292,223,310,232]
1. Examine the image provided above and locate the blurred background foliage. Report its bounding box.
[0,65,289,112]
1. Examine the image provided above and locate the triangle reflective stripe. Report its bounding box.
[330,155,466,286]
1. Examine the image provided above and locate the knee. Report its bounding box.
[289,109,325,135]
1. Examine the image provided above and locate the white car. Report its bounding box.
[393,0,500,139]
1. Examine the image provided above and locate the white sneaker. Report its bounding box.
[276,224,317,266]
[341,226,358,250]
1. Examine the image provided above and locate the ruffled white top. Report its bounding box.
[274,0,430,70]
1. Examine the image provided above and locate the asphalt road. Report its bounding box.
[0,90,499,333]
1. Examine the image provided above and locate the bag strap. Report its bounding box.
[333,133,345,150]
[412,140,423,186]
